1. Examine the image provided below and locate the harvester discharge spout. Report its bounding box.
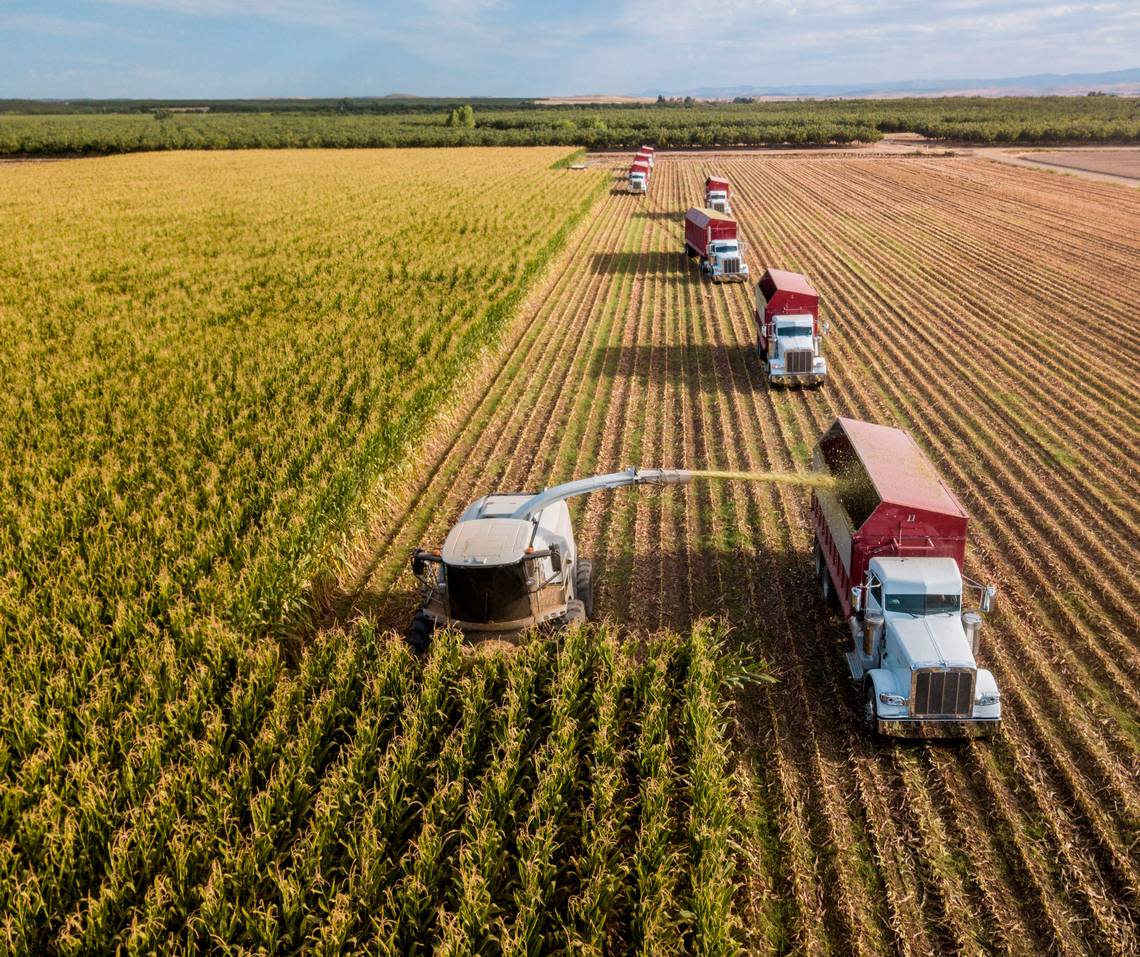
[508,467,692,522]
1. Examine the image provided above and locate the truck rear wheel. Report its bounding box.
[574,559,594,619]
[820,566,836,608]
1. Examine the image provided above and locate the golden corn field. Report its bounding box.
[3,145,1138,955]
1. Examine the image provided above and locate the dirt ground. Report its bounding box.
[1010,147,1140,180]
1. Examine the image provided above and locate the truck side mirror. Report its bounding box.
[850,586,864,613]
[411,550,427,577]
[549,545,562,573]
[981,585,996,614]
[823,320,830,337]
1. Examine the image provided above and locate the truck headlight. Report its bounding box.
[976,691,1000,706]
[879,692,907,707]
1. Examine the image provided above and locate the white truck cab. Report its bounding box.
[849,556,1000,737]
[765,313,827,386]
[704,239,749,281]
[629,171,647,193]
[706,189,730,213]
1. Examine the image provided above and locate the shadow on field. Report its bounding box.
[632,210,685,222]
[595,534,867,738]
[318,578,423,639]
[588,250,689,277]
[587,341,776,393]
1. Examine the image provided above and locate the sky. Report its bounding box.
[1,0,1138,98]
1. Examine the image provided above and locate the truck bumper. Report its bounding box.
[712,274,749,283]
[876,717,1001,739]
[769,372,826,387]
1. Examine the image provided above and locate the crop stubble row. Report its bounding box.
[344,154,1138,954]
[717,156,1138,954]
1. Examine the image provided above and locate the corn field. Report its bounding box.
[2,615,749,954]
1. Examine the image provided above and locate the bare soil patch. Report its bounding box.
[1014,148,1140,180]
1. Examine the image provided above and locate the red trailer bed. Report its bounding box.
[811,418,968,618]
[684,207,737,258]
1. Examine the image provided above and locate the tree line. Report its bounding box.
[1,97,1137,155]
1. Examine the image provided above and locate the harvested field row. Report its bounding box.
[340,151,1139,953]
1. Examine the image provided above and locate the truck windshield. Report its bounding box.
[777,324,813,336]
[712,243,738,254]
[446,562,532,624]
[884,593,961,615]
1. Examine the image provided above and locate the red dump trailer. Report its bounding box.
[756,269,822,344]
[704,176,731,212]
[684,207,737,257]
[811,417,968,619]
[636,150,654,168]
[631,158,651,175]
[684,207,748,281]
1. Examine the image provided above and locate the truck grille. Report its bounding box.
[786,349,813,374]
[723,258,740,275]
[912,669,974,717]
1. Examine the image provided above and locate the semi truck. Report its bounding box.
[705,176,731,213]
[755,268,828,387]
[684,208,749,282]
[629,158,650,193]
[811,418,1001,738]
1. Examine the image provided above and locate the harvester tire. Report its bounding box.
[564,599,587,627]
[405,611,435,654]
[574,560,594,618]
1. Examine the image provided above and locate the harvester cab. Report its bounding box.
[407,468,690,649]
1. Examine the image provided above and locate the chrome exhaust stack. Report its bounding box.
[963,611,982,656]
[863,613,883,658]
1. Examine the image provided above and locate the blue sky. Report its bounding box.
[1,1,1137,98]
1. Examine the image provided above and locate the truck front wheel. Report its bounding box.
[863,683,879,733]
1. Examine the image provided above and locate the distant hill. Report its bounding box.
[646,67,1140,100]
